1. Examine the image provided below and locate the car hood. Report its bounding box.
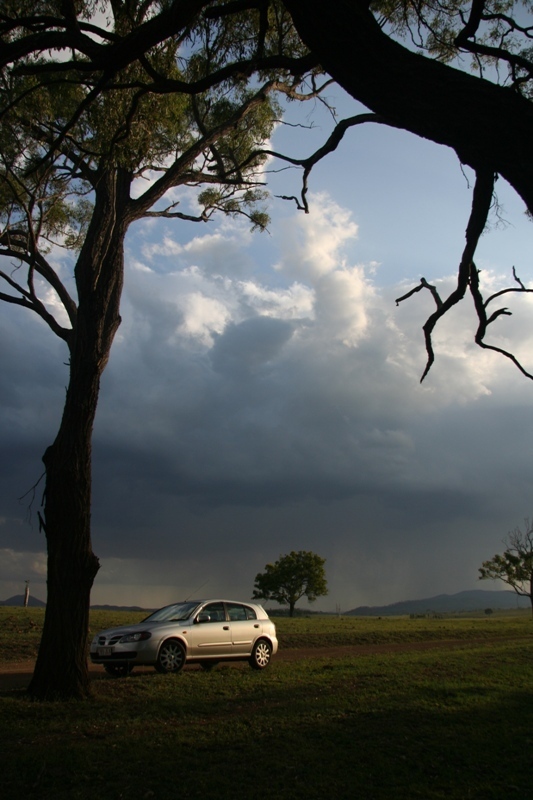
[94,620,189,638]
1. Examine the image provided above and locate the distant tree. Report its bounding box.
[253,550,328,616]
[479,521,533,617]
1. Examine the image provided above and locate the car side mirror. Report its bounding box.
[196,612,211,623]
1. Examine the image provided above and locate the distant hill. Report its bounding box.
[0,594,46,608]
[0,597,149,611]
[347,589,530,616]
[90,604,146,612]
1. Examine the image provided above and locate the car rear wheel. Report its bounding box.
[104,663,133,678]
[156,639,186,674]
[249,639,272,670]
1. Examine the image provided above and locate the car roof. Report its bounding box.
[188,599,262,606]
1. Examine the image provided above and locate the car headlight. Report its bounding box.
[119,631,152,643]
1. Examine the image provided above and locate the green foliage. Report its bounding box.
[0,74,92,259]
[370,0,533,94]
[480,550,533,587]
[479,520,533,611]
[253,550,328,615]
[0,0,301,274]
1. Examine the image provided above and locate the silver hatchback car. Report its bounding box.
[90,599,278,677]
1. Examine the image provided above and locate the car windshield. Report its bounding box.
[142,602,201,623]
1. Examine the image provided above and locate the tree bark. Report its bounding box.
[28,168,132,699]
[283,0,533,213]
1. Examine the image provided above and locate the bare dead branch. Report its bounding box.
[465,264,533,379]
[396,277,444,310]
[396,168,495,382]
[258,113,388,212]
[468,263,533,379]
[17,469,46,526]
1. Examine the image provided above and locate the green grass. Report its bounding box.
[274,611,533,648]
[1,609,533,799]
[0,608,150,663]
[1,607,531,663]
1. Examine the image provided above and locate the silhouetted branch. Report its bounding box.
[469,264,533,379]
[261,113,388,212]
[396,168,498,381]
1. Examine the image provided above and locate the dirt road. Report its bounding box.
[0,638,500,692]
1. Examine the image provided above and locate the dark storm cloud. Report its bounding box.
[210,316,295,376]
[2,193,533,608]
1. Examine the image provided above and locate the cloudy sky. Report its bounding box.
[1,87,533,612]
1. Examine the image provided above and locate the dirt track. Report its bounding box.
[0,638,501,692]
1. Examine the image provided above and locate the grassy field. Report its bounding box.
[1,607,531,663]
[1,608,532,799]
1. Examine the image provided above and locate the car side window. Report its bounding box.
[245,606,257,620]
[226,603,248,621]
[201,602,226,622]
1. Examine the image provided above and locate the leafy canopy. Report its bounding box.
[253,550,328,614]
[1,1,328,343]
[372,0,533,97]
[479,520,533,612]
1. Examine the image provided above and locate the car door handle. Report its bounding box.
[223,626,229,630]
[254,624,260,628]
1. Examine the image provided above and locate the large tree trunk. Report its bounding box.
[28,387,101,700]
[28,168,131,700]
[284,0,533,213]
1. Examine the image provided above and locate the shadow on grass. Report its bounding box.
[2,651,532,800]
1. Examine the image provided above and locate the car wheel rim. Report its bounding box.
[255,643,270,667]
[161,644,184,671]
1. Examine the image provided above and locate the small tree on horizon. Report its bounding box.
[253,550,328,617]
[479,521,533,618]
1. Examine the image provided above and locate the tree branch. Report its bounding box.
[283,0,533,213]
[2,1,211,72]
[130,80,275,217]
[469,266,533,379]
[396,168,496,381]
[257,113,388,211]
[0,232,76,341]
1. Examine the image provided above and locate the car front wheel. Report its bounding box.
[249,639,272,670]
[156,639,186,674]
